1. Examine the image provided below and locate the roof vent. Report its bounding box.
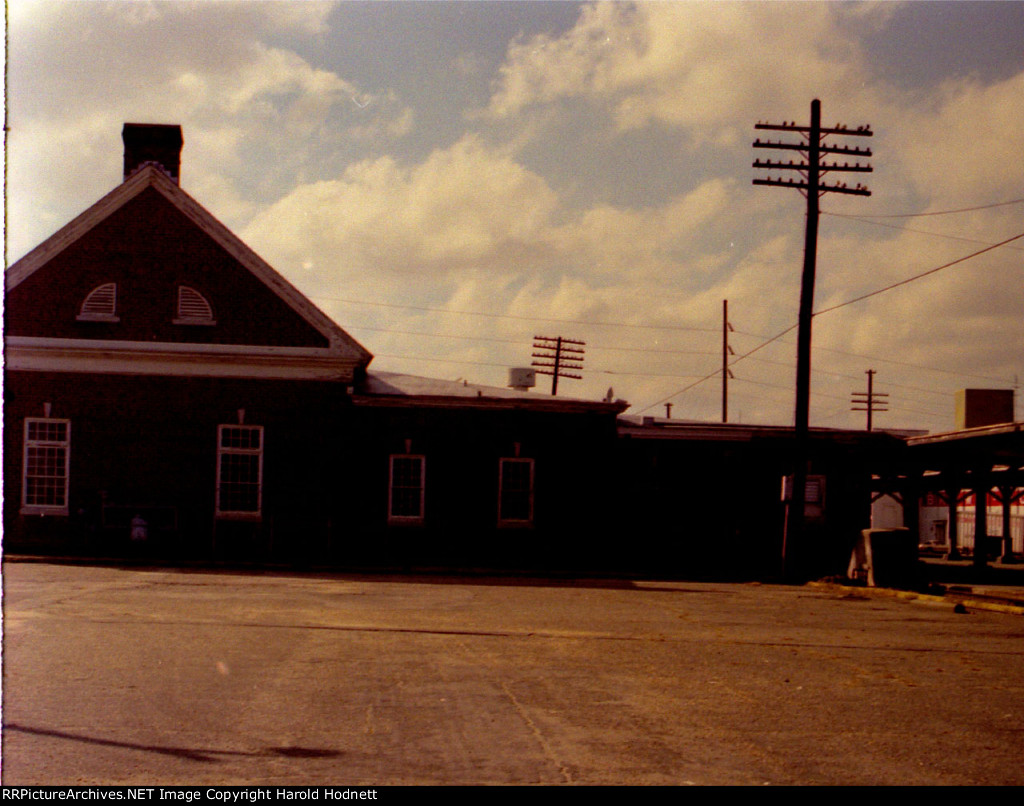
[122,123,183,184]
[508,367,536,392]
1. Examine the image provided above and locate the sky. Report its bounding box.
[6,0,1024,433]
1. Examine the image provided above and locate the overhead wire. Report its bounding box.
[734,330,1009,384]
[634,323,797,415]
[371,352,705,382]
[343,323,716,357]
[636,228,1024,414]
[742,354,957,398]
[820,213,1024,251]
[814,229,1024,316]
[349,317,970,409]
[313,215,1021,416]
[313,218,1018,389]
[823,197,1024,219]
[311,294,717,333]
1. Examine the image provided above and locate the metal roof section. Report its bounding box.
[907,420,1023,447]
[354,371,630,414]
[617,415,921,443]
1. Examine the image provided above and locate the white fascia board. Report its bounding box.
[5,336,360,382]
[5,169,157,290]
[156,175,371,362]
[6,167,372,366]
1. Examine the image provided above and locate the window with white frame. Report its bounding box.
[174,285,216,325]
[388,454,425,524]
[77,282,119,322]
[216,425,263,518]
[498,457,534,526]
[22,418,71,515]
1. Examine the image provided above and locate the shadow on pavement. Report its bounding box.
[3,723,342,764]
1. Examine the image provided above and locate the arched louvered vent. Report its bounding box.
[174,285,216,325]
[76,282,119,322]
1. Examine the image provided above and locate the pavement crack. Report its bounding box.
[500,681,573,784]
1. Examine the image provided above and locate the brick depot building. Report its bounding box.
[4,124,626,568]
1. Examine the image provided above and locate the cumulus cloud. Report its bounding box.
[243,136,560,283]
[486,3,888,145]
[471,1,1021,426]
[6,0,408,257]
[8,1,1022,431]
[886,72,1024,208]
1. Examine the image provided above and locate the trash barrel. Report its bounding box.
[848,528,918,588]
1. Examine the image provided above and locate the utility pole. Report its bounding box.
[532,335,585,396]
[753,99,873,578]
[722,299,734,423]
[851,369,889,431]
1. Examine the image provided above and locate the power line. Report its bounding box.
[319,229,1019,394]
[824,197,1024,219]
[315,235,1018,415]
[639,228,1021,415]
[371,351,708,384]
[371,353,516,371]
[310,294,717,334]
[343,323,716,357]
[814,229,1024,316]
[743,354,957,398]
[820,212,1024,251]
[635,323,798,414]
[736,330,1008,384]
[357,321,981,404]
[597,368,705,380]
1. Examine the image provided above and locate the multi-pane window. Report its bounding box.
[22,418,71,514]
[216,425,263,518]
[389,455,425,524]
[498,458,534,526]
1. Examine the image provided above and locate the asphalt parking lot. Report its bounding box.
[3,561,1024,785]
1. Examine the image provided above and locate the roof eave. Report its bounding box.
[6,166,373,369]
[351,393,628,415]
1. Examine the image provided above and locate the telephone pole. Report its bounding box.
[722,299,734,423]
[851,369,888,431]
[753,99,873,578]
[532,335,585,396]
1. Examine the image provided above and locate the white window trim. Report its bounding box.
[388,454,426,525]
[215,424,264,520]
[21,418,71,516]
[77,282,120,322]
[498,457,535,527]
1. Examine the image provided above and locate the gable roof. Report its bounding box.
[6,164,372,366]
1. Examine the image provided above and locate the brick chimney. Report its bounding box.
[122,123,183,184]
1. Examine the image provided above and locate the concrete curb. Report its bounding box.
[809,581,1024,616]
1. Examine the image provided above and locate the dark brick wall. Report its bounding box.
[4,367,878,577]
[6,187,328,348]
[4,370,623,570]
[3,371,348,557]
[338,405,623,570]
[613,431,877,580]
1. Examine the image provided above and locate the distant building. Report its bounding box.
[871,390,1022,564]
[615,417,908,579]
[955,389,1015,430]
